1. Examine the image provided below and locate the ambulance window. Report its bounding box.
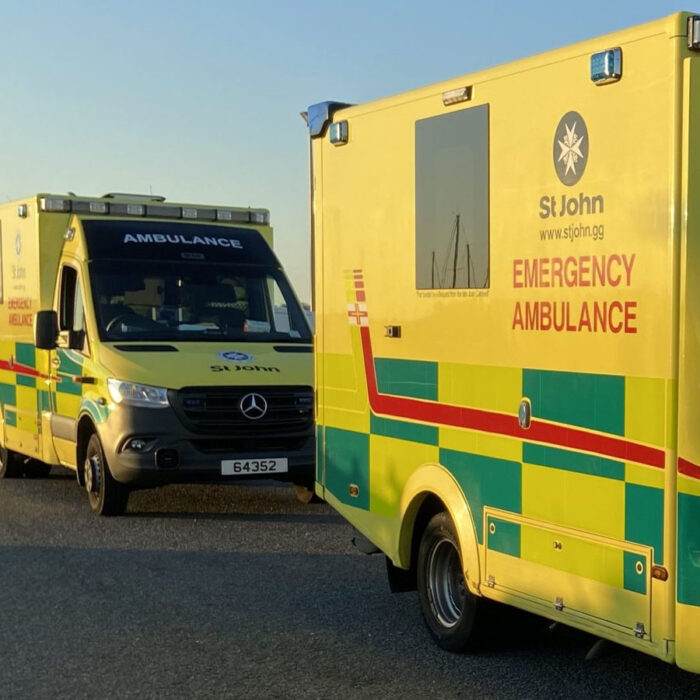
[415,104,489,290]
[58,265,87,351]
[74,281,85,334]
[59,267,78,330]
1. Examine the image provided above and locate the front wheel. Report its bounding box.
[84,433,129,516]
[417,511,488,652]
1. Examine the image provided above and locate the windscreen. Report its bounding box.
[89,260,311,343]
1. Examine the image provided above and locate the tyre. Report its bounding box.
[293,483,323,504]
[22,460,52,478]
[84,433,129,516]
[417,511,489,652]
[0,446,23,479]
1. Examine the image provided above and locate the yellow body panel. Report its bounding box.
[312,12,700,672]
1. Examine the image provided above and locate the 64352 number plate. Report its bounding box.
[221,458,288,476]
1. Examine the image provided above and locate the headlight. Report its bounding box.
[107,379,169,408]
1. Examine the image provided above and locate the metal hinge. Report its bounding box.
[554,597,564,611]
[635,622,646,639]
[486,575,496,588]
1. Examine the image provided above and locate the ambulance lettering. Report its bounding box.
[210,365,281,372]
[123,233,242,248]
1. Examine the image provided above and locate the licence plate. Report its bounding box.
[221,458,288,476]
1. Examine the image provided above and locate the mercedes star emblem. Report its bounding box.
[239,392,268,420]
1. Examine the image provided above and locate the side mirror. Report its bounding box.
[34,310,59,350]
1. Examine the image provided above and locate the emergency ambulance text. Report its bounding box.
[511,253,638,334]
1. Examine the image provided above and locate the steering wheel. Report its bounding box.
[105,313,160,334]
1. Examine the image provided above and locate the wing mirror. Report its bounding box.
[34,310,59,350]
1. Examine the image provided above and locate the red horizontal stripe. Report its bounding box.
[359,326,665,470]
[679,457,700,480]
[0,358,59,382]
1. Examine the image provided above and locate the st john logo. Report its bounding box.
[553,111,588,186]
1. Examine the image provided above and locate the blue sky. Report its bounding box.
[0,0,688,302]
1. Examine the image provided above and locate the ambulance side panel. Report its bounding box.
[0,198,71,465]
[313,16,687,664]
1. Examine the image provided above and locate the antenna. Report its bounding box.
[452,214,460,288]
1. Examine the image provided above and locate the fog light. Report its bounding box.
[155,448,179,469]
[126,438,148,452]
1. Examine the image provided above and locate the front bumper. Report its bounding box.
[97,402,315,489]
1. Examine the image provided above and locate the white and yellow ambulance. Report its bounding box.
[307,11,700,673]
[0,193,314,515]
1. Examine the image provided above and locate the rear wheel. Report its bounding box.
[417,511,488,652]
[84,433,129,516]
[0,446,23,479]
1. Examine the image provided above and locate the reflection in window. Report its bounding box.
[415,104,489,289]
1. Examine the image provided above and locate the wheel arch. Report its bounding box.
[75,413,98,483]
[398,463,481,595]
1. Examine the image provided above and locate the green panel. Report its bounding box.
[39,390,51,412]
[15,343,36,368]
[374,358,437,400]
[4,408,17,427]
[56,377,82,396]
[625,483,664,565]
[16,374,36,388]
[623,551,647,595]
[0,383,16,408]
[523,443,625,481]
[57,350,83,375]
[80,400,110,425]
[441,448,521,543]
[370,414,438,445]
[487,517,521,557]
[678,493,700,606]
[316,425,323,483]
[325,427,370,510]
[56,350,83,396]
[523,369,624,435]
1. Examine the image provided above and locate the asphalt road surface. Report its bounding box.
[1,469,699,700]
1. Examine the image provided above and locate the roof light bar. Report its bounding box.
[38,195,269,225]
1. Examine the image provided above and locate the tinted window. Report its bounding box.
[415,104,489,289]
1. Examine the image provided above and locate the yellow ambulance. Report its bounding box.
[307,11,700,673]
[0,193,314,515]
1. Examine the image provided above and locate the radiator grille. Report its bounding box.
[171,385,313,435]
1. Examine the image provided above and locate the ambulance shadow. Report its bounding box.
[124,482,340,523]
[126,510,342,524]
